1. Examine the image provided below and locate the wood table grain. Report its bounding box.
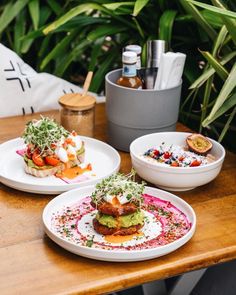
[0,104,236,295]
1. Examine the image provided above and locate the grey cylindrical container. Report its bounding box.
[105,69,182,152]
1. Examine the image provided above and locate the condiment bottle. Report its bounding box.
[116,51,143,89]
[59,93,96,137]
[145,40,166,89]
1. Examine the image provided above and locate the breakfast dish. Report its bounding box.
[91,171,145,236]
[21,117,86,178]
[142,134,215,167]
[43,175,196,261]
[0,137,120,194]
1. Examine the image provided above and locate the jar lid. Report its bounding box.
[59,93,96,111]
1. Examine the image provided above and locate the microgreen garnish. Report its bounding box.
[22,116,69,153]
[91,169,146,207]
[86,235,94,247]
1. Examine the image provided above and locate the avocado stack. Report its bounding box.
[91,171,145,236]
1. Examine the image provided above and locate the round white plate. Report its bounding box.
[0,137,120,194]
[43,186,196,262]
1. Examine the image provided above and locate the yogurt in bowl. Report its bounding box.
[130,132,225,191]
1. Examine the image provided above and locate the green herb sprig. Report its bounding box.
[91,170,146,207]
[22,116,69,154]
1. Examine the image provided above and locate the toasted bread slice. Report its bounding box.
[24,150,85,178]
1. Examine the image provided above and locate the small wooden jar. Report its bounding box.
[59,93,96,137]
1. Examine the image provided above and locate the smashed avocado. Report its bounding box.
[96,210,144,228]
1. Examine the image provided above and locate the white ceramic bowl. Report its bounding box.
[130,132,225,191]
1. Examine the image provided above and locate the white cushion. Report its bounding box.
[0,43,104,117]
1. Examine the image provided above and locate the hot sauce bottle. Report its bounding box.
[116,51,143,89]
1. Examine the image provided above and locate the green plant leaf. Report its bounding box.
[14,9,26,54]
[201,92,236,126]
[211,0,236,46]
[103,2,134,11]
[133,0,150,17]
[47,0,63,16]
[39,5,52,27]
[199,50,229,81]
[88,37,105,71]
[159,10,177,45]
[187,0,236,20]
[218,105,236,142]
[200,74,214,132]
[202,62,236,126]
[189,51,236,89]
[55,39,91,76]
[212,25,228,57]
[43,3,105,35]
[28,0,39,30]
[43,3,135,35]
[87,25,126,41]
[90,51,117,93]
[201,9,223,28]
[40,31,78,70]
[132,17,145,38]
[179,0,218,40]
[0,0,30,34]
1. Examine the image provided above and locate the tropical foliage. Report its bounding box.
[0,0,235,147]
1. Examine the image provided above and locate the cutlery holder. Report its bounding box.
[105,69,182,152]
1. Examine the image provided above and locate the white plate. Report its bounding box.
[42,186,196,262]
[0,137,120,194]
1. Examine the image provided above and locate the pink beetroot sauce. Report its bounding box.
[51,194,192,251]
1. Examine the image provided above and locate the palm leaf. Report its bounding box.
[211,0,236,45]
[103,2,134,10]
[187,0,236,20]
[218,106,236,142]
[40,30,78,70]
[202,63,236,126]
[0,0,30,34]
[133,0,150,17]
[87,25,126,41]
[28,0,39,30]
[55,39,91,76]
[159,10,177,46]
[189,51,236,89]
[199,50,229,80]
[179,0,218,40]
[201,92,236,126]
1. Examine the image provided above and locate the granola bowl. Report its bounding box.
[130,132,225,191]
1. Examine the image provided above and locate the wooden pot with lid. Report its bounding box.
[59,72,96,137]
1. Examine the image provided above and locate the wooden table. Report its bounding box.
[0,104,236,295]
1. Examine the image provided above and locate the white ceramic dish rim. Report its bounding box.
[130,132,225,173]
[42,185,196,256]
[0,137,121,192]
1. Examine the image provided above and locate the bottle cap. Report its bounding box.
[122,51,137,64]
[125,45,142,55]
[147,40,167,68]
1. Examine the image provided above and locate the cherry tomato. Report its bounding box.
[190,160,201,167]
[153,149,159,156]
[45,156,60,166]
[164,152,171,159]
[32,151,45,166]
[50,143,57,150]
[65,138,73,144]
